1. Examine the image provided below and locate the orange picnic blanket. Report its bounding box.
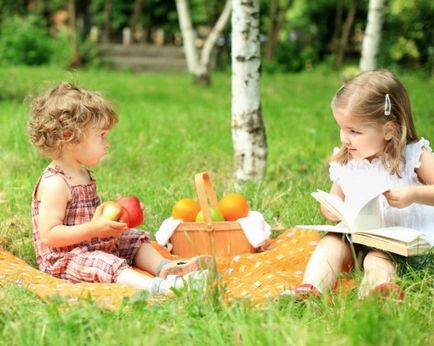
[0,228,351,309]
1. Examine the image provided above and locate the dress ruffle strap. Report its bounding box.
[43,165,72,190]
[404,138,432,178]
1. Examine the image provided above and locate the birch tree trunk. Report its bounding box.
[197,0,232,84]
[175,0,199,74]
[359,0,386,72]
[176,0,231,85]
[231,0,267,182]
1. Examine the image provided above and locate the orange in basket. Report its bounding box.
[170,172,255,257]
[219,193,249,221]
[172,198,201,222]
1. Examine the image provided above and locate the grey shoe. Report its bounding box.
[159,255,212,279]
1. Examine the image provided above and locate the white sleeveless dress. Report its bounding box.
[329,138,434,245]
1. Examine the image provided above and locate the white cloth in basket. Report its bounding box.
[237,211,271,248]
[155,211,271,248]
[155,217,182,247]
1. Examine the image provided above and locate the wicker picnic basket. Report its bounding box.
[170,172,255,257]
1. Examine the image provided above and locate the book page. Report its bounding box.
[351,227,431,256]
[306,186,394,235]
[354,227,427,243]
[296,223,350,234]
[311,190,355,227]
[319,185,392,231]
[350,233,430,257]
[350,194,384,231]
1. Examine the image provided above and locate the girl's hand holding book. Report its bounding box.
[320,203,341,222]
[384,187,415,209]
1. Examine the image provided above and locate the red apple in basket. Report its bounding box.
[117,195,145,228]
[102,201,130,225]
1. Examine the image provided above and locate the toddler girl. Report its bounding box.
[297,70,434,300]
[28,82,209,295]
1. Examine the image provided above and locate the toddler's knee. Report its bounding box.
[320,233,348,249]
[363,250,394,273]
[314,233,352,266]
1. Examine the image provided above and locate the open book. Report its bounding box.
[297,189,432,257]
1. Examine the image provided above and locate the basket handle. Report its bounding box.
[194,172,220,231]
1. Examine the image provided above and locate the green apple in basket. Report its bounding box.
[195,207,225,222]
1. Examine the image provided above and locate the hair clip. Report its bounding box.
[384,94,391,116]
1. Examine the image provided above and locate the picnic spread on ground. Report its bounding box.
[0,228,355,309]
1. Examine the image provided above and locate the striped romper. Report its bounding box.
[31,166,150,283]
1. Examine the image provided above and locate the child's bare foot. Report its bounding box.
[159,255,212,279]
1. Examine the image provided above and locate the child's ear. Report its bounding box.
[62,130,76,144]
[63,130,73,139]
[383,121,396,141]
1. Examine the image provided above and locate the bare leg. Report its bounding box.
[133,243,166,276]
[116,267,158,290]
[116,268,183,295]
[302,233,353,292]
[133,243,211,279]
[358,250,397,298]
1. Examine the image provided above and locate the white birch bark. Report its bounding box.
[359,0,386,72]
[176,0,231,84]
[231,0,267,182]
[175,0,199,74]
[197,0,232,82]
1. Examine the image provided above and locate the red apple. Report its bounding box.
[118,206,130,226]
[102,201,130,225]
[102,201,122,220]
[117,195,144,228]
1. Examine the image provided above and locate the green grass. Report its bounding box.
[1,66,433,345]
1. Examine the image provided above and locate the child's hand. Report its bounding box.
[383,187,415,208]
[91,205,128,238]
[320,203,341,222]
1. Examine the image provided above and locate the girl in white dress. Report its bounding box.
[297,70,434,300]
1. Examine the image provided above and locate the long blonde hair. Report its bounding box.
[331,70,418,176]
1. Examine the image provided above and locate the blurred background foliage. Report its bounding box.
[0,0,432,73]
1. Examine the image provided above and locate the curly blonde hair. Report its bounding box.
[28,82,118,159]
[331,69,418,176]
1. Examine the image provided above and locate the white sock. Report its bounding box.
[156,259,171,277]
[150,276,184,295]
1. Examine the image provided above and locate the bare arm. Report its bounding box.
[384,149,434,207]
[38,176,128,248]
[320,182,345,222]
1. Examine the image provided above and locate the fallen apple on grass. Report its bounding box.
[195,207,225,222]
[101,195,144,228]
